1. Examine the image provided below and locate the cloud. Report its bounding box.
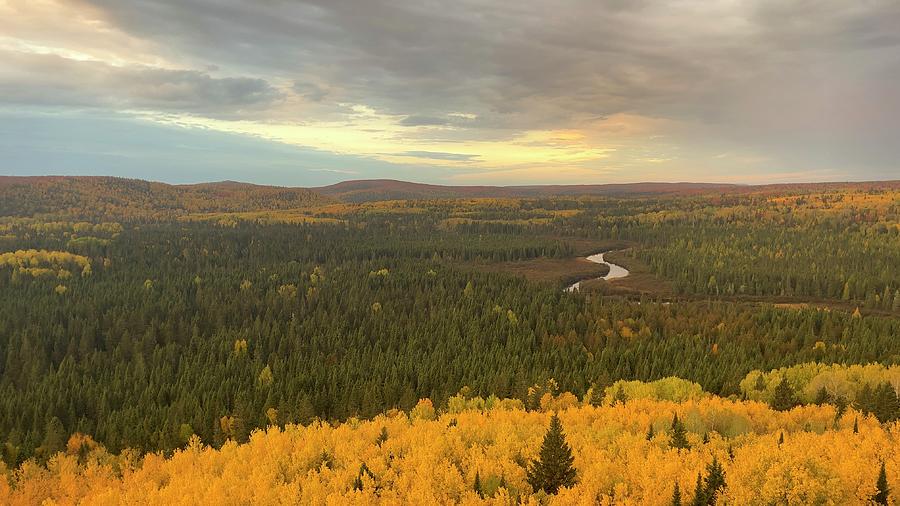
[2,0,899,182]
[398,115,450,127]
[0,50,281,117]
[394,151,480,161]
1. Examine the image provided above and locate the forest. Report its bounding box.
[0,177,898,503]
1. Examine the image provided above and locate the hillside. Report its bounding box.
[314,179,743,203]
[0,176,332,221]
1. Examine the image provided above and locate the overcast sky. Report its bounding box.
[1,0,898,185]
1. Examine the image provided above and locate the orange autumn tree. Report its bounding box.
[1,381,898,505]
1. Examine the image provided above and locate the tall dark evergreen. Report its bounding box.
[670,413,689,450]
[526,414,577,495]
[690,473,705,506]
[672,482,682,506]
[873,383,900,423]
[702,457,726,504]
[612,385,628,406]
[873,461,889,506]
[771,378,798,412]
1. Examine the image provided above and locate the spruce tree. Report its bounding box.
[39,417,66,460]
[526,414,577,495]
[873,383,900,423]
[353,462,375,491]
[474,471,483,498]
[672,482,682,506]
[376,426,388,446]
[856,383,875,415]
[873,461,889,506]
[690,472,705,506]
[612,385,627,406]
[853,417,859,434]
[589,384,605,407]
[814,386,830,405]
[647,424,655,441]
[703,457,726,504]
[771,378,798,411]
[670,413,689,450]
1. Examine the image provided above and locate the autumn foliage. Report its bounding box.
[1,389,898,505]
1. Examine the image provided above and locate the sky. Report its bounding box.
[1,0,898,186]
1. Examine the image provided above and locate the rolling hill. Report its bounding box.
[314,179,743,202]
[0,176,333,220]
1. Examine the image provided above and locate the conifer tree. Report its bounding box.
[612,385,627,406]
[856,384,875,414]
[873,382,900,423]
[670,413,689,449]
[873,461,890,505]
[703,457,726,504]
[474,471,483,498]
[376,426,388,446]
[647,424,655,441]
[589,384,605,407]
[690,473,705,506]
[771,378,798,411]
[526,414,577,495]
[853,418,859,434]
[814,386,830,405]
[353,462,374,491]
[39,417,66,460]
[672,482,682,506]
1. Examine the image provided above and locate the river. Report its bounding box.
[565,252,630,292]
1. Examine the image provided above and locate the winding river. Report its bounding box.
[565,252,630,292]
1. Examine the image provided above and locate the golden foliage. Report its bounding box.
[2,395,898,505]
[0,249,91,279]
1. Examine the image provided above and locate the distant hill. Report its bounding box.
[3,176,898,219]
[314,179,742,202]
[0,176,332,220]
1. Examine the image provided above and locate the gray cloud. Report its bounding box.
[0,50,281,117]
[398,115,449,127]
[5,0,900,178]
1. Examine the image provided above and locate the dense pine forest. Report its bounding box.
[1,177,899,504]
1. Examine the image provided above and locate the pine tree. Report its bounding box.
[873,461,889,505]
[612,385,627,406]
[834,395,849,419]
[39,416,66,460]
[526,413,577,495]
[690,472,705,506]
[853,417,859,434]
[589,384,605,407]
[672,482,682,506]
[814,386,830,405]
[647,424,655,441]
[353,462,374,491]
[777,432,784,446]
[703,457,726,504]
[376,426,388,446]
[474,471,483,498]
[856,383,875,414]
[670,413,689,449]
[873,382,900,423]
[771,378,798,411]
